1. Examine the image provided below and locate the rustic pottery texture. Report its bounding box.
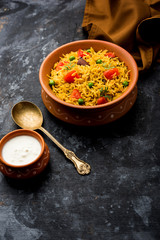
[0,144,50,179]
[0,129,49,179]
[39,40,138,125]
[0,129,45,168]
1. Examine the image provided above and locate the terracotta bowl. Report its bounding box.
[0,129,50,179]
[39,40,138,126]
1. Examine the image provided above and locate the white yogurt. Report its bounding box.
[2,135,42,166]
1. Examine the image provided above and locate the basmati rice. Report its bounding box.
[48,48,130,106]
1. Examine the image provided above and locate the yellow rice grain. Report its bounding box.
[48,48,130,106]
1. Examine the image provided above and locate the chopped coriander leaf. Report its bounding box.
[99,86,108,97]
[64,62,76,70]
[102,63,115,69]
[105,95,111,99]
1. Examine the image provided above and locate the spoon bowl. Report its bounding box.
[12,101,43,130]
[11,101,90,175]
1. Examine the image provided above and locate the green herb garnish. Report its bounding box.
[99,87,112,100]
[64,62,76,70]
[102,63,115,70]
[104,95,111,99]
[99,86,108,97]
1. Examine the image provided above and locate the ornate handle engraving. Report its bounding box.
[64,150,91,175]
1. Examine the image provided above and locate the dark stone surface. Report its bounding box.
[0,1,160,239]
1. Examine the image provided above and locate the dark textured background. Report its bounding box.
[0,1,160,239]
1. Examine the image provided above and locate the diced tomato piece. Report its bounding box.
[105,52,116,58]
[97,97,108,105]
[64,70,80,83]
[70,89,81,99]
[56,62,64,71]
[77,49,86,58]
[55,61,69,71]
[86,51,90,55]
[103,68,119,80]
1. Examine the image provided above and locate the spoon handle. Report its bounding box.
[39,127,91,175]
[39,126,66,151]
[63,150,91,175]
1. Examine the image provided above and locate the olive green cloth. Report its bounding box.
[82,0,160,71]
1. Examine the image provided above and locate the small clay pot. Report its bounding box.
[0,129,50,179]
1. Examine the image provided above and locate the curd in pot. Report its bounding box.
[2,135,42,166]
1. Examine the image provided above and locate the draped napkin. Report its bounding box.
[82,0,160,71]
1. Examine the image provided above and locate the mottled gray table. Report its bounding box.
[0,1,160,240]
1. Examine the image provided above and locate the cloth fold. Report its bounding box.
[82,0,160,71]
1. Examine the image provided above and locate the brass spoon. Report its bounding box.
[11,101,90,175]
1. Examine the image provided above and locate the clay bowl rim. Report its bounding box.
[39,39,138,110]
[0,129,45,168]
